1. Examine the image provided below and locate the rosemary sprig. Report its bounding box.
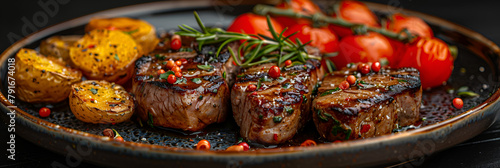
[176,11,321,68]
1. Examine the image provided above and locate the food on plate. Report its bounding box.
[332,32,394,68]
[329,0,380,37]
[14,48,82,103]
[231,60,324,144]
[395,37,454,89]
[69,80,134,124]
[284,23,339,53]
[227,13,283,40]
[313,64,422,141]
[39,35,81,64]
[274,0,322,28]
[85,17,159,54]
[69,29,140,84]
[131,34,233,131]
[386,13,434,38]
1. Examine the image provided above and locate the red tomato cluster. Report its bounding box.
[226,0,455,89]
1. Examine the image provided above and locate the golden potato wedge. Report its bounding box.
[39,35,81,64]
[69,29,139,84]
[85,17,159,54]
[69,80,134,124]
[14,48,82,103]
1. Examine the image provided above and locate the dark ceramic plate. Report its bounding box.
[1,1,500,167]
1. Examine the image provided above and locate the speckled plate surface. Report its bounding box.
[1,1,500,167]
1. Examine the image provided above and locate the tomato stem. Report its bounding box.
[253,4,416,43]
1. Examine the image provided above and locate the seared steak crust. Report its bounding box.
[313,66,422,141]
[231,60,324,144]
[131,34,237,131]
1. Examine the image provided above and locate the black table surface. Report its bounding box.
[2,0,500,167]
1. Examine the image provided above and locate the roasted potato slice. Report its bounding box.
[69,80,134,124]
[14,48,82,103]
[69,29,139,84]
[85,17,159,54]
[40,35,81,64]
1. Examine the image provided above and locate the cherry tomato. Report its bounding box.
[115,136,124,142]
[339,80,350,90]
[166,60,175,69]
[396,38,454,89]
[285,60,292,66]
[268,65,281,78]
[386,13,433,38]
[371,62,381,72]
[346,75,356,85]
[39,107,51,117]
[196,139,211,150]
[274,0,322,28]
[227,13,283,39]
[360,124,371,133]
[453,98,463,109]
[333,32,394,68]
[238,142,250,151]
[329,0,380,37]
[157,69,165,75]
[247,84,257,92]
[285,24,339,53]
[171,66,181,73]
[175,60,182,66]
[385,13,434,54]
[167,74,177,84]
[175,71,182,78]
[171,38,181,50]
[300,139,317,147]
[360,64,370,74]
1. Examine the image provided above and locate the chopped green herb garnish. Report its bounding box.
[90,88,98,95]
[123,29,139,34]
[320,87,340,96]
[258,115,263,119]
[148,112,154,128]
[288,72,298,76]
[282,83,291,89]
[149,75,153,79]
[197,65,214,71]
[237,74,245,78]
[155,54,166,60]
[317,109,328,122]
[174,77,187,84]
[114,54,120,61]
[457,91,479,97]
[159,71,175,79]
[397,79,408,83]
[278,76,284,80]
[191,78,202,84]
[212,89,218,93]
[284,106,294,114]
[223,71,226,79]
[273,116,282,123]
[198,95,203,100]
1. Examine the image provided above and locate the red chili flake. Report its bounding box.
[345,97,351,101]
[250,92,257,96]
[361,124,371,133]
[111,123,116,125]
[106,26,117,31]
[88,45,95,49]
[90,99,95,102]
[179,59,188,65]
[333,140,342,143]
[232,61,237,66]
[110,118,115,121]
[273,134,278,141]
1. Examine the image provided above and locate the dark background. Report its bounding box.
[2,0,500,167]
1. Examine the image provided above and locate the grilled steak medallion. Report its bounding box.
[131,35,237,131]
[231,60,324,144]
[313,66,422,141]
